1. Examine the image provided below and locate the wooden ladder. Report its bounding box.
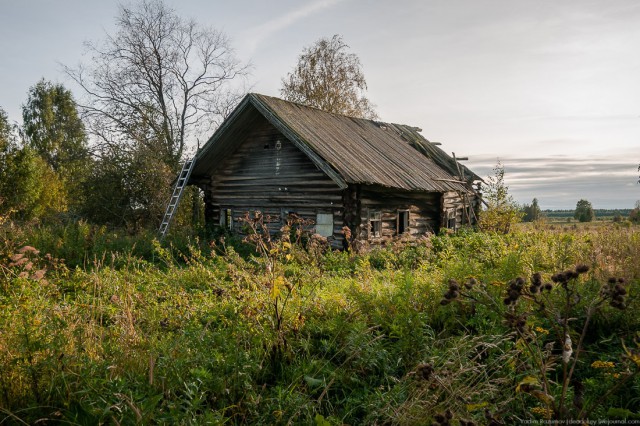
[158,158,195,238]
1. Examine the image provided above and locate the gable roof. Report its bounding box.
[191,93,480,193]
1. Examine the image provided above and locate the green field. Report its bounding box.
[1,222,639,424]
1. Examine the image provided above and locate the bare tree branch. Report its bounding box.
[65,0,250,167]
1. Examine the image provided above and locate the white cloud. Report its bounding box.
[242,0,346,54]
[468,154,639,209]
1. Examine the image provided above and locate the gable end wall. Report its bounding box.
[202,118,345,247]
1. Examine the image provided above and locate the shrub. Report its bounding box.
[479,162,523,233]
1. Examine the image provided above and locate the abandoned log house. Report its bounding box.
[187,93,482,248]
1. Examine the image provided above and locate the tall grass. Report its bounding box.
[0,224,638,423]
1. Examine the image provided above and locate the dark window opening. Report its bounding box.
[397,210,410,235]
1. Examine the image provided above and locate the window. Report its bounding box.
[447,209,456,230]
[224,209,233,229]
[397,210,410,235]
[369,211,382,238]
[316,213,333,237]
[281,209,292,224]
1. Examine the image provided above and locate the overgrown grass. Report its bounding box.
[0,224,638,424]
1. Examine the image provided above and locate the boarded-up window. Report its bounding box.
[369,211,382,238]
[397,210,410,235]
[316,213,333,237]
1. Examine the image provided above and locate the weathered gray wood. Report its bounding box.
[202,119,345,247]
[250,95,348,190]
[353,186,442,242]
[196,103,479,248]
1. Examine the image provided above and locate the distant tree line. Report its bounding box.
[629,201,640,223]
[541,209,633,219]
[521,198,542,222]
[519,203,638,223]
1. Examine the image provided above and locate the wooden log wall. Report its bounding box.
[202,118,345,247]
[441,190,479,230]
[355,186,442,243]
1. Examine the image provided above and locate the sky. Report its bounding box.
[1,0,639,209]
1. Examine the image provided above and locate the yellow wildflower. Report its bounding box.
[530,406,553,419]
[466,402,488,412]
[591,360,615,369]
[534,326,549,335]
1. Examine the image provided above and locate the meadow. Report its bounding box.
[0,220,639,424]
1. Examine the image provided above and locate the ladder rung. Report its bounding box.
[159,157,196,238]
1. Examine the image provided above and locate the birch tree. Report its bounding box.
[281,35,376,119]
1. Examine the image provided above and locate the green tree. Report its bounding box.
[479,161,523,233]
[65,0,248,228]
[0,107,13,152]
[22,80,90,211]
[574,199,595,222]
[22,79,88,173]
[1,108,66,220]
[281,34,377,119]
[629,200,640,223]
[81,147,173,229]
[522,197,542,222]
[0,107,16,214]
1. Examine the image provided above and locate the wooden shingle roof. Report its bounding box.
[192,93,480,193]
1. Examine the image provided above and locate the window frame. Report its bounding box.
[224,208,233,230]
[447,209,456,230]
[397,209,410,235]
[316,212,334,237]
[369,210,382,239]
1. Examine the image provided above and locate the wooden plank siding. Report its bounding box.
[201,118,345,247]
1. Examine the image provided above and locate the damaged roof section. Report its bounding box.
[193,93,480,193]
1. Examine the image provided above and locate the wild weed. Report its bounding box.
[238,211,320,378]
[438,266,639,421]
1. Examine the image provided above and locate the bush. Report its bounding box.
[574,199,595,222]
[479,162,523,233]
